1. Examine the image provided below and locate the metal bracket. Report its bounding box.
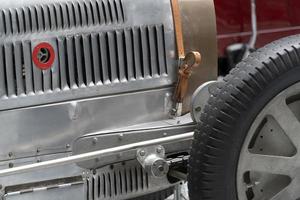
[191,81,217,122]
[173,51,202,117]
[137,145,169,178]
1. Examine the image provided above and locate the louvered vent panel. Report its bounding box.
[87,165,150,200]
[0,25,167,98]
[0,0,125,36]
[57,24,167,89]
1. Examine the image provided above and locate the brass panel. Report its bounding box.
[178,0,218,113]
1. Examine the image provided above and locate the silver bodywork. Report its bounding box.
[0,0,217,199]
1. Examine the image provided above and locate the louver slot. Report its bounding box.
[0,0,125,36]
[23,41,34,94]
[4,44,15,96]
[0,46,6,97]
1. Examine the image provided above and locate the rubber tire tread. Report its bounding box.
[188,35,300,200]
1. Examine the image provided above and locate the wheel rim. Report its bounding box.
[237,82,300,200]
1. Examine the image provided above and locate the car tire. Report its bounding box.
[188,35,300,200]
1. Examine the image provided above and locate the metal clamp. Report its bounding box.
[137,145,169,178]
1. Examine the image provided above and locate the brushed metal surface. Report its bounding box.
[0,0,177,111]
[0,88,172,161]
[73,122,195,169]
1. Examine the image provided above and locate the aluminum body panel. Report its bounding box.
[0,0,177,111]
[74,123,194,169]
[4,185,85,200]
[0,132,194,177]
[0,143,178,200]
[0,88,172,161]
[0,153,84,197]
[179,0,218,113]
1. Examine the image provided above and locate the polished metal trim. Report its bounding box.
[0,132,194,177]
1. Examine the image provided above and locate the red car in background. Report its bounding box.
[215,0,300,74]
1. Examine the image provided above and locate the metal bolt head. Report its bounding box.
[156,147,163,154]
[158,165,165,172]
[139,150,146,157]
[118,133,124,141]
[92,137,98,145]
[8,163,14,168]
[195,106,202,112]
[151,159,169,177]
[117,153,122,158]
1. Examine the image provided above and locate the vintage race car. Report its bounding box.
[0,0,216,199]
[0,0,298,200]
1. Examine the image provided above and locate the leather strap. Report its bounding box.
[171,0,185,59]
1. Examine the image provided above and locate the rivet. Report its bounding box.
[118,133,124,141]
[92,137,98,145]
[117,153,122,158]
[156,147,163,154]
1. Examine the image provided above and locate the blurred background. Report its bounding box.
[215,0,300,75]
